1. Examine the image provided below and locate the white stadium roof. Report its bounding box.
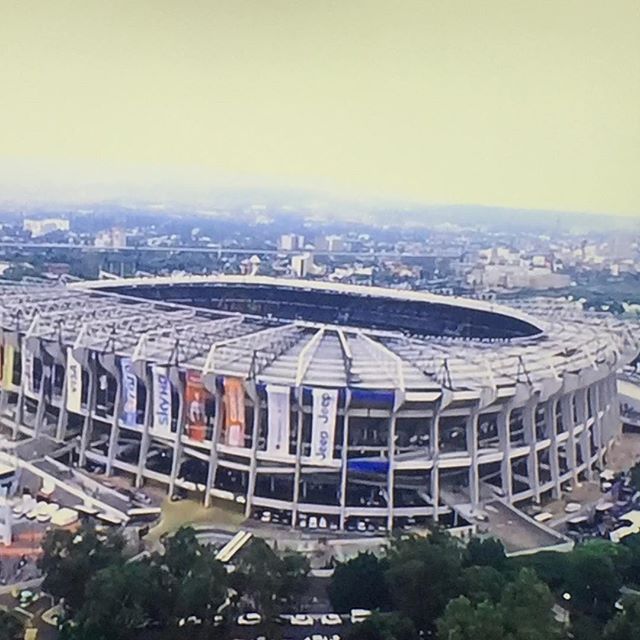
[1,276,637,397]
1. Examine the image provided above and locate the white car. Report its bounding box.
[237,612,262,626]
[350,609,372,624]
[320,613,342,626]
[290,614,314,626]
[564,502,581,514]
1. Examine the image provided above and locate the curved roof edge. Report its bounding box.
[70,274,544,336]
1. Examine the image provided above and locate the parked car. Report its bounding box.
[237,612,262,626]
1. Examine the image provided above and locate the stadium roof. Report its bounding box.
[0,276,637,399]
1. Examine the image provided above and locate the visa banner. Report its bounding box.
[308,388,338,464]
[66,347,82,413]
[120,357,138,427]
[266,385,290,459]
[151,365,172,436]
[223,377,245,447]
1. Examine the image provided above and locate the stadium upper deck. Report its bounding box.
[0,275,632,394]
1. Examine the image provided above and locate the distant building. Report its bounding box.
[23,217,69,238]
[291,252,324,278]
[291,253,312,277]
[95,227,127,248]
[324,235,345,252]
[279,233,304,252]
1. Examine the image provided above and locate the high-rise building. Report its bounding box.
[279,233,304,251]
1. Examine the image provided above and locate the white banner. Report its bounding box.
[66,347,82,413]
[152,365,173,436]
[21,348,34,396]
[309,388,338,464]
[266,385,290,459]
[120,357,138,427]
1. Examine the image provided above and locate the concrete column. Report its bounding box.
[56,360,69,442]
[204,386,224,508]
[524,401,540,502]
[78,357,96,468]
[432,408,441,522]
[32,362,51,438]
[244,396,262,518]
[547,398,561,498]
[291,389,305,527]
[592,383,604,467]
[498,406,512,500]
[135,366,153,489]
[467,409,480,508]
[386,412,397,530]
[168,373,186,496]
[560,394,577,484]
[338,411,350,529]
[105,373,123,477]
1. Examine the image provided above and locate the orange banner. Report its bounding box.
[185,370,208,441]
[223,377,245,447]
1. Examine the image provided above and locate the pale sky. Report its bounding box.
[1,0,639,216]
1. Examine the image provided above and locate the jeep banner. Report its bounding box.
[66,347,82,413]
[309,388,338,464]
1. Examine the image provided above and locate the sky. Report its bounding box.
[0,0,639,216]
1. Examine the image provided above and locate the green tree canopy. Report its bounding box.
[603,594,640,640]
[38,524,126,613]
[0,611,24,640]
[328,552,391,612]
[384,534,463,632]
[347,612,417,640]
[464,537,506,569]
[436,596,505,640]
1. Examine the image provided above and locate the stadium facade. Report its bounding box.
[0,275,637,531]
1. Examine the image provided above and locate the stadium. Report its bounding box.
[0,275,637,532]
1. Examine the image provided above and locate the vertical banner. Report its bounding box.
[66,347,82,413]
[266,385,290,459]
[21,348,34,396]
[223,377,245,447]
[120,357,138,427]
[1,345,14,390]
[309,388,338,464]
[152,365,173,436]
[185,370,207,441]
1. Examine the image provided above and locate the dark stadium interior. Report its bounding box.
[102,282,543,340]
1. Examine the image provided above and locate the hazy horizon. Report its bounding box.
[1,1,639,218]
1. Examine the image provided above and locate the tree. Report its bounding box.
[0,611,24,640]
[563,544,624,620]
[71,562,162,640]
[436,596,506,640]
[465,537,506,569]
[384,534,463,632]
[460,565,506,604]
[329,552,391,612]
[500,569,564,640]
[347,612,417,640]
[603,595,640,640]
[39,524,126,613]
[232,538,309,617]
[436,570,564,640]
[279,551,311,607]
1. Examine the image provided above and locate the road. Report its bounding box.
[0,240,459,260]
